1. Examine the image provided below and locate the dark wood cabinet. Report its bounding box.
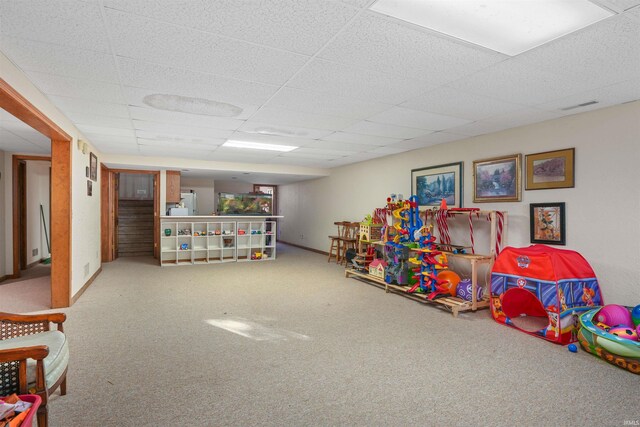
[166,171,181,203]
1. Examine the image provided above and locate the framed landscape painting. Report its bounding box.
[525,148,575,190]
[473,154,521,202]
[411,162,463,209]
[530,202,566,245]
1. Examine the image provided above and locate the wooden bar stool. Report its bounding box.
[339,222,360,265]
[328,221,346,263]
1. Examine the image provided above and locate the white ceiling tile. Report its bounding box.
[368,145,411,155]
[25,72,125,104]
[0,111,51,146]
[48,96,131,118]
[517,15,640,88]
[133,121,233,139]
[286,147,356,157]
[304,140,377,152]
[287,59,428,105]
[266,87,390,120]
[277,151,343,160]
[106,8,308,85]
[394,132,466,149]
[536,79,640,113]
[83,133,138,146]
[137,138,221,152]
[449,108,564,137]
[326,152,387,167]
[319,11,506,84]
[118,58,277,108]
[267,157,332,168]
[129,106,244,132]
[401,87,526,121]
[139,146,215,160]
[321,131,402,146]
[447,59,592,106]
[0,129,49,153]
[238,121,333,140]
[367,106,471,131]
[339,0,372,8]
[342,121,431,139]
[104,0,358,55]
[76,124,135,138]
[596,0,640,12]
[249,106,358,130]
[207,148,280,162]
[94,142,140,155]
[1,37,119,83]
[65,112,132,129]
[0,0,110,52]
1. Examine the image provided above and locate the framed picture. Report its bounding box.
[87,180,92,197]
[525,148,575,190]
[89,152,98,182]
[473,154,521,202]
[530,202,565,245]
[411,162,463,209]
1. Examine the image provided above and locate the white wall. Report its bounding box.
[26,160,51,265]
[279,101,640,305]
[1,51,102,299]
[0,150,5,278]
[181,177,216,215]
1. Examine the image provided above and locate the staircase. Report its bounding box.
[118,200,154,257]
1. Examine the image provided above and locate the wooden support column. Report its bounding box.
[51,139,71,308]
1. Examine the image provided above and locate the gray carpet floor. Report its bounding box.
[2,244,638,426]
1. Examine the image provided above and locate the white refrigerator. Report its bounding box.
[180,192,197,215]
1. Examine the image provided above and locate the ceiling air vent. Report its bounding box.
[560,100,599,111]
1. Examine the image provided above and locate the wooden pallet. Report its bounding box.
[344,268,490,317]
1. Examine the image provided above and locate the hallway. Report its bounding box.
[0,263,51,312]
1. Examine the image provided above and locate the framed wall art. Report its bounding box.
[87,180,92,197]
[472,154,521,202]
[89,152,98,182]
[525,148,574,190]
[530,202,565,245]
[411,162,463,209]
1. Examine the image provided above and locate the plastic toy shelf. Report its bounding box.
[345,268,490,317]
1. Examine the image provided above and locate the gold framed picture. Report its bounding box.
[525,148,574,190]
[472,154,521,203]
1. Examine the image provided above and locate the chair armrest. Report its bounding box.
[0,312,66,340]
[0,345,49,395]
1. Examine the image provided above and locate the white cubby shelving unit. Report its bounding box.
[160,216,279,266]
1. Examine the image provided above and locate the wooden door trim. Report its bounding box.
[11,155,51,278]
[2,78,72,308]
[100,164,113,262]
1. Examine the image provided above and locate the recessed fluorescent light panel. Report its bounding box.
[369,0,614,56]
[222,140,298,152]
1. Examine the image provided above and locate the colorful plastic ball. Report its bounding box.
[568,344,578,353]
[456,278,483,302]
[595,304,632,328]
[631,304,640,327]
[609,325,638,341]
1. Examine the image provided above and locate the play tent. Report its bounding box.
[490,245,603,344]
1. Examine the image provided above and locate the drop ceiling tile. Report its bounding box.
[65,112,133,129]
[129,106,244,132]
[368,145,411,155]
[133,121,233,139]
[83,133,137,146]
[0,130,49,153]
[0,0,110,52]
[118,58,277,108]
[267,157,333,168]
[290,147,358,156]
[321,131,402,146]
[1,37,119,83]
[401,87,526,121]
[94,142,140,155]
[207,148,280,162]
[367,106,471,131]
[76,124,135,138]
[134,130,226,147]
[327,152,387,167]
[287,59,427,105]
[266,87,390,120]
[305,140,377,152]
[394,132,466,149]
[237,121,333,140]
[277,151,343,160]
[137,138,222,152]
[597,0,640,12]
[339,0,372,8]
[446,59,592,106]
[449,108,564,137]
[536,79,640,113]
[319,11,506,84]
[104,0,358,55]
[342,121,430,139]
[139,145,214,159]
[517,15,640,88]
[48,96,131,118]
[106,8,308,85]
[25,72,125,104]
[249,106,358,130]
